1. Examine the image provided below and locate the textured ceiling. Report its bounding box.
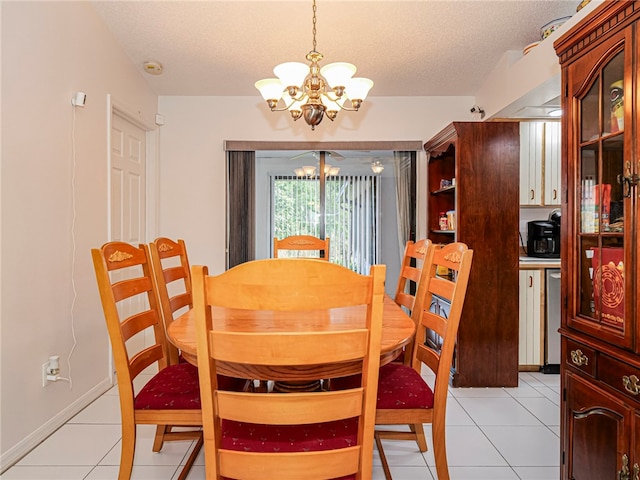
[91,0,579,98]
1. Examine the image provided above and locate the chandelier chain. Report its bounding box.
[312,0,317,52]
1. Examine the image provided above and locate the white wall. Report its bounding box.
[1,1,158,466]
[477,0,604,119]
[156,95,474,274]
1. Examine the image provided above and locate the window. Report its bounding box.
[272,174,380,274]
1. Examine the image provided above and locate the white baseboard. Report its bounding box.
[0,378,113,473]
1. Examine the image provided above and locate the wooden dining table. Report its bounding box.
[166,295,416,384]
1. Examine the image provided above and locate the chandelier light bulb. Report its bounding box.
[320,62,356,89]
[346,78,374,103]
[273,62,309,89]
[371,160,384,174]
[255,78,284,104]
[302,165,317,176]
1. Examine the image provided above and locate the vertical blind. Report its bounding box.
[272,174,380,274]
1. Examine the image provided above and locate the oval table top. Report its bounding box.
[166,295,416,382]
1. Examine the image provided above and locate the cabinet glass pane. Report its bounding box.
[602,51,624,136]
[576,48,626,333]
[602,136,625,232]
[580,145,598,233]
[578,236,597,319]
[581,80,599,142]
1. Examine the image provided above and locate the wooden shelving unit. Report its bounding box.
[424,121,520,388]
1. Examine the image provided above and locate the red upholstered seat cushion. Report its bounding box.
[330,363,434,410]
[216,374,249,392]
[376,362,434,409]
[178,353,248,392]
[220,417,359,480]
[134,362,246,410]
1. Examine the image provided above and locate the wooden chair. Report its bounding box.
[148,237,250,391]
[273,234,330,260]
[392,238,431,364]
[192,258,386,480]
[374,242,474,480]
[148,237,192,365]
[91,242,202,480]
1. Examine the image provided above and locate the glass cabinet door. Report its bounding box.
[575,46,632,346]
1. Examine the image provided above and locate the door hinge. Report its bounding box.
[564,296,568,309]
[563,387,567,402]
[562,450,565,465]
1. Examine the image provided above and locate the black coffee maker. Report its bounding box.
[527,209,561,258]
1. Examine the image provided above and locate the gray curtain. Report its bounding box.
[227,151,255,268]
[394,151,416,259]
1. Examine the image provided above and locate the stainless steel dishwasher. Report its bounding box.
[543,268,561,373]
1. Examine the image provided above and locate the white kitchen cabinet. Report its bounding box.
[519,269,544,368]
[519,121,561,206]
[543,122,561,205]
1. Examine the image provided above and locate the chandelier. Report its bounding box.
[371,160,384,174]
[255,0,374,130]
[293,164,340,177]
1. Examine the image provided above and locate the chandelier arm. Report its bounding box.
[269,93,309,112]
[320,93,359,112]
[269,104,295,112]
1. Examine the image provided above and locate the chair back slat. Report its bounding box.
[111,276,153,303]
[210,330,369,365]
[169,292,191,313]
[427,276,456,302]
[218,448,361,480]
[120,310,159,341]
[129,344,165,378]
[193,258,385,480]
[216,389,364,424]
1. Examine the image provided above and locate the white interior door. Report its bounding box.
[110,110,148,363]
[111,112,146,244]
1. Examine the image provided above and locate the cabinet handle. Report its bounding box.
[622,375,640,396]
[620,454,630,480]
[553,188,557,200]
[530,189,535,200]
[570,349,588,367]
[529,275,533,288]
[617,160,639,198]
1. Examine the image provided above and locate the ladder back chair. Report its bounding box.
[393,238,431,364]
[374,242,474,480]
[148,237,192,365]
[91,242,202,480]
[148,238,250,394]
[192,258,386,480]
[273,234,330,260]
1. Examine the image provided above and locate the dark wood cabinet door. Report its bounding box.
[563,24,634,350]
[564,371,631,480]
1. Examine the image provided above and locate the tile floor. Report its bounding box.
[1,371,561,480]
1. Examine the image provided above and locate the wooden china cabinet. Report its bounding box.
[554,2,640,478]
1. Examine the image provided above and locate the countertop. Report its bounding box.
[519,256,561,269]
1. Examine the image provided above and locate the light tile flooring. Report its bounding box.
[1,371,561,480]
